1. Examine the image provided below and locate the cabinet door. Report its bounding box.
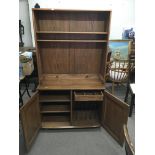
[102,90,129,146]
[20,92,41,151]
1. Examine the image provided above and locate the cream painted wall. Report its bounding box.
[19,0,32,46]
[27,0,135,46]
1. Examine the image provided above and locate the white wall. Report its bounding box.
[19,0,32,46]
[28,0,135,46]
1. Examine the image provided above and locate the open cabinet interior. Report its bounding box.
[39,89,104,128]
[39,90,71,128]
[20,9,129,151]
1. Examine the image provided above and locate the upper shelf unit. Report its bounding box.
[33,10,111,33]
[33,9,111,78]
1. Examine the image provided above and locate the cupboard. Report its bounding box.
[20,8,129,151]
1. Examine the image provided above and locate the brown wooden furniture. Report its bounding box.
[105,51,112,80]
[107,44,135,94]
[125,84,135,117]
[129,40,135,83]
[124,53,135,116]
[20,9,129,151]
[123,125,135,155]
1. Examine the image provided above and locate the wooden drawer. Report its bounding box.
[74,91,103,101]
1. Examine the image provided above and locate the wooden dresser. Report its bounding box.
[20,9,129,151]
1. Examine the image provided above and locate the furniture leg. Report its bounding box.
[19,83,23,107]
[112,82,114,94]
[24,78,31,97]
[124,84,130,102]
[129,94,135,117]
[32,79,38,92]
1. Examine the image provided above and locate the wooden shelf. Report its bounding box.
[41,105,70,113]
[37,40,107,43]
[42,115,71,128]
[36,31,108,34]
[41,120,100,129]
[72,120,100,127]
[40,95,70,102]
[38,74,105,90]
[42,121,71,128]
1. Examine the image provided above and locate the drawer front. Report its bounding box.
[74,90,103,101]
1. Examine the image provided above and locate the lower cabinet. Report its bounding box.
[20,89,129,151]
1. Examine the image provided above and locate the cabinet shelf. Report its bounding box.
[41,120,100,129]
[40,95,70,102]
[72,120,100,127]
[38,74,105,90]
[37,40,107,43]
[42,121,71,128]
[42,115,71,128]
[36,31,108,34]
[41,105,70,113]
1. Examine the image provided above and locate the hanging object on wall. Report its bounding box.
[19,20,24,47]
[122,27,135,41]
[34,3,40,8]
[122,28,135,55]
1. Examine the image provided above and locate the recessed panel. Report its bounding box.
[39,43,70,74]
[36,11,109,32]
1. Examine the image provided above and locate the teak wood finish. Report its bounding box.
[20,9,129,151]
[20,92,41,150]
[102,91,129,146]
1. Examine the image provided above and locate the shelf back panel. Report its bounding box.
[38,42,106,74]
[37,33,108,40]
[35,11,110,32]
[33,9,111,82]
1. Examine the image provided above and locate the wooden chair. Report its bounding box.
[107,51,135,94]
[105,51,112,80]
[123,125,135,155]
[107,59,129,94]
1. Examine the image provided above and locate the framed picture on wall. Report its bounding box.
[109,40,132,60]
